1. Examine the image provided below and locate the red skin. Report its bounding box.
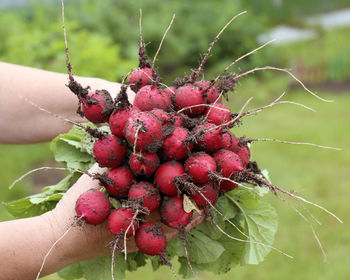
[234,144,250,168]
[163,86,176,98]
[105,166,135,198]
[213,149,244,191]
[107,208,139,237]
[128,182,161,213]
[174,85,205,117]
[93,135,126,168]
[168,114,184,127]
[129,153,159,177]
[109,106,140,139]
[82,91,113,123]
[151,109,170,125]
[124,112,163,153]
[193,123,223,153]
[191,181,218,209]
[134,85,171,112]
[221,130,239,152]
[195,80,221,104]
[154,161,185,196]
[162,126,193,160]
[135,222,167,256]
[185,153,216,184]
[205,103,231,126]
[160,196,192,229]
[75,189,111,225]
[129,67,153,92]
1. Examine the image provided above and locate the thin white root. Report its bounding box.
[123,210,139,261]
[248,138,342,151]
[191,11,247,82]
[36,216,84,280]
[9,167,72,190]
[203,91,224,122]
[152,14,176,68]
[235,66,334,103]
[133,124,143,155]
[111,236,120,280]
[211,214,293,259]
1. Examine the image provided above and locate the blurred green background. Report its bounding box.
[0,0,349,279]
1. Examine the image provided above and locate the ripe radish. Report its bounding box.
[104,166,135,198]
[107,208,139,236]
[213,149,243,191]
[205,103,231,126]
[134,85,171,112]
[174,85,205,117]
[168,113,184,127]
[234,144,251,168]
[185,152,216,184]
[193,123,223,153]
[129,67,153,92]
[109,105,140,139]
[128,182,161,213]
[160,196,192,229]
[135,222,167,256]
[124,111,163,153]
[163,86,176,98]
[221,130,239,152]
[195,80,221,103]
[162,126,193,160]
[151,109,170,125]
[81,90,114,123]
[93,135,127,168]
[191,181,218,209]
[129,153,159,177]
[75,189,111,225]
[154,161,185,196]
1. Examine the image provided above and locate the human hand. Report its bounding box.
[41,163,205,270]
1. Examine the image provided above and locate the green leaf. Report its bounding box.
[225,189,278,265]
[58,263,83,280]
[3,173,74,218]
[186,229,225,264]
[126,251,147,271]
[80,255,127,280]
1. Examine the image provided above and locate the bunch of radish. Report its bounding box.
[36,4,341,279]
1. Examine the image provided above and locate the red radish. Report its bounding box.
[129,153,159,177]
[185,152,216,184]
[134,85,171,112]
[191,181,218,209]
[168,113,184,127]
[109,106,140,139]
[174,85,205,117]
[154,161,185,196]
[128,182,161,213]
[163,86,176,98]
[162,126,193,160]
[107,208,139,236]
[221,130,239,152]
[151,109,170,125]
[160,196,192,229]
[193,123,223,153]
[93,135,127,168]
[104,166,135,198]
[124,112,163,153]
[129,67,153,92]
[75,189,111,225]
[234,144,251,168]
[213,149,243,191]
[81,90,114,123]
[135,222,167,256]
[205,103,231,126]
[195,80,221,104]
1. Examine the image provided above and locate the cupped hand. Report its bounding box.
[43,163,205,266]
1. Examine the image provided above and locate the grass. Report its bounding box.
[1,76,349,279]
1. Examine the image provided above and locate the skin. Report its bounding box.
[0,62,205,279]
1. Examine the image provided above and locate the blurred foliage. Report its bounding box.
[245,0,350,26]
[0,0,266,83]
